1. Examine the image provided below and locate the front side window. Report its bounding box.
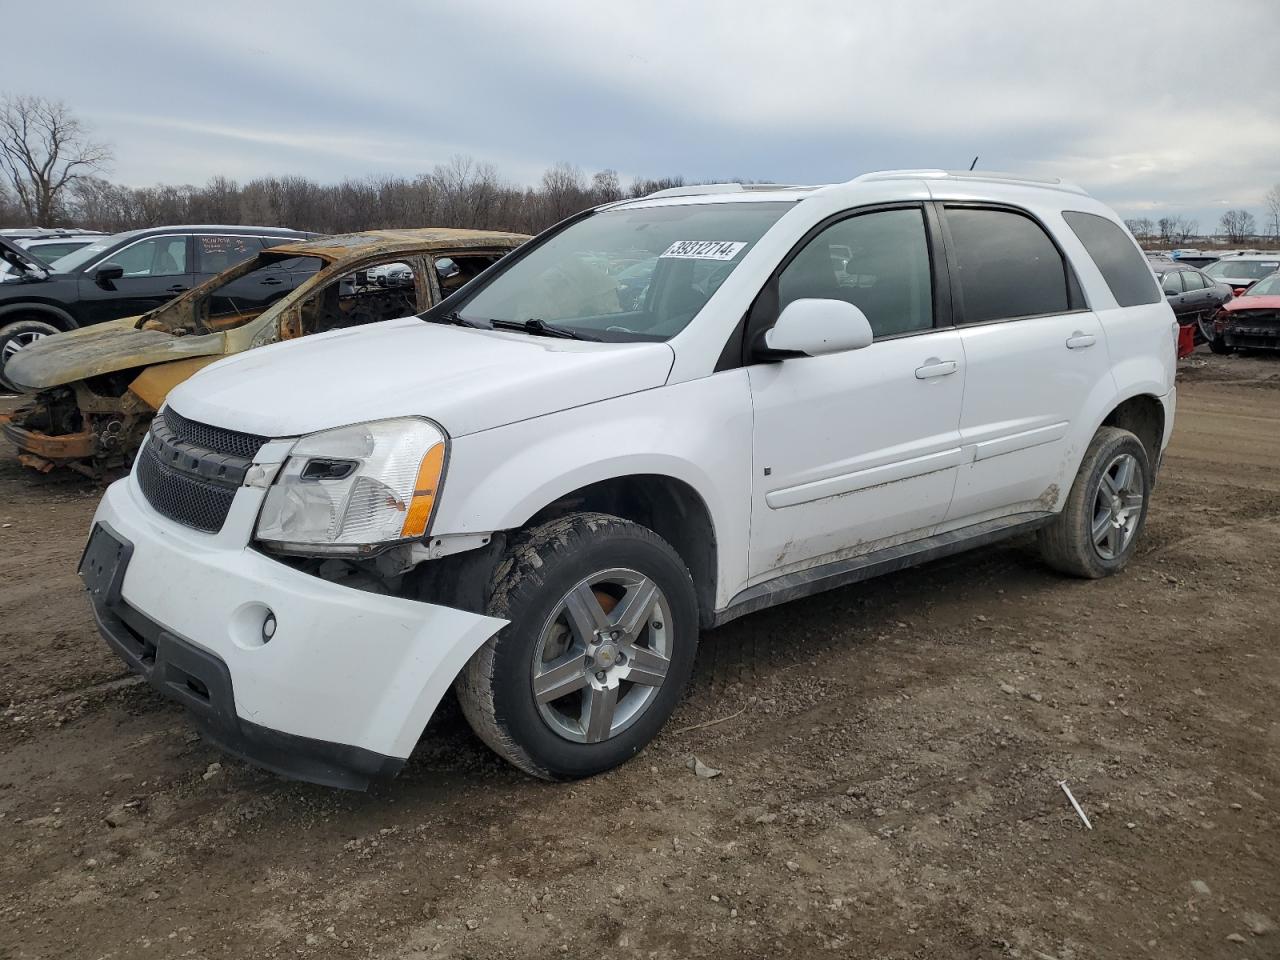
[196,235,261,274]
[1181,270,1205,291]
[777,207,933,337]
[946,207,1071,323]
[1062,210,1160,307]
[110,236,188,277]
[1160,271,1182,295]
[451,202,792,341]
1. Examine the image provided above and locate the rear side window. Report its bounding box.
[944,207,1071,324]
[1062,211,1160,307]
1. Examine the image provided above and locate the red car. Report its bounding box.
[1208,272,1280,355]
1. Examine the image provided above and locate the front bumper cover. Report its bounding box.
[83,470,507,789]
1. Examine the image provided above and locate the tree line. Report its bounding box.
[3,93,1278,243]
[1125,185,1280,247]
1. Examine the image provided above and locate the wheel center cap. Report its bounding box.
[594,643,619,668]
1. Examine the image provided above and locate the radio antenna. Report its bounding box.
[969,156,979,171]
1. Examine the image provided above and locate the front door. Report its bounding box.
[77,234,194,323]
[747,206,965,581]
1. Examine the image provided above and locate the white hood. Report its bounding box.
[165,317,675,439]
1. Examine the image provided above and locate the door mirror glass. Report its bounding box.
[764,298,873,357]
[94,264,125,287]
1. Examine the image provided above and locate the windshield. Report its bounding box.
[1204,259,1280,281]
[48,237,118,273]
[450,201,793,341]
[1244,274,1280,296]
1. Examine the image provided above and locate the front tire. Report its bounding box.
[456,512,699,780]
[0,319,59,392]
[1038,427,1151,579]
[1208,335,1233,355]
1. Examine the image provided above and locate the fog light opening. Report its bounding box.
[262,612,277,644]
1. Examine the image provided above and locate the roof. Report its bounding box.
[266,227,530,260]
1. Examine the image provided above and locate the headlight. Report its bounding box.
[255,417,446,555]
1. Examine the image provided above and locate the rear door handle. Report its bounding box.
[915,358,958,379]
[166,285,187,294]
[1065,332,1096,349]
[260,276,283,286]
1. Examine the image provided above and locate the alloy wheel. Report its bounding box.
[1,329,46,363]
[1091,452,1144,561]
[531,568,672,744]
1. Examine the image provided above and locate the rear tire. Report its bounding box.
[0,319,59,392]
[1038,427,1151,579]
[456,512,699,780]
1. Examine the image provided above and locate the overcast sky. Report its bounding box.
[7,0,1277,228]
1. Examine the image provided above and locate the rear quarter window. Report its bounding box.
[1062,211,1160,307]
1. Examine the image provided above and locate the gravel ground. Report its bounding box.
[0,348,1277,960]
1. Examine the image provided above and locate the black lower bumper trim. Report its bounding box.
[82,525,404,791]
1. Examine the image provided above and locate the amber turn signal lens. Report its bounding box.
[400,442,446,538]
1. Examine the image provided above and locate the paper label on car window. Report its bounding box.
[659,240,747,261]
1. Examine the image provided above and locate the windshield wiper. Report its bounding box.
[487,318,601,341]
[431,310,484,328]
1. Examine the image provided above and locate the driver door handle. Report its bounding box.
[166,284,187,294]
[915,358,958,379]
[1066,331,1096,349]
[260,276,283,286]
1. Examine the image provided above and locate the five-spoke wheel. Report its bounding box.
[457,513,698,780]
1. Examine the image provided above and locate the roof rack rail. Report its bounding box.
[851,169,1087,195]
[643,182,820,199]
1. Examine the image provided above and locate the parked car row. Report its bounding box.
[1,227,528,475]
[0,225,318,390]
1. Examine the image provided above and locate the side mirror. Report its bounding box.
[94,264,124,288]
[763,298,874,357]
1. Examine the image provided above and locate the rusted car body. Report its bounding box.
[2,228,528,477]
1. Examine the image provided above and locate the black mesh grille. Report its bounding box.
[137,443,238,533]
[162,407,268,460]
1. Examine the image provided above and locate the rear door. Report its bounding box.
[76,234,196,324]
[940,204,1111,526]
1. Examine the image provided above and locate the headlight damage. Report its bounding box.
[255,417,447,555]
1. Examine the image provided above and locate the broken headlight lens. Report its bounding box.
[255,417,446,554]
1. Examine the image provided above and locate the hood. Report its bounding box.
[166,317,676,439]
[1222,295,1280,313]
[0,236,48,280]
[5,316,226,392]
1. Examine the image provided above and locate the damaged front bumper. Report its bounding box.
[84,468,506,789]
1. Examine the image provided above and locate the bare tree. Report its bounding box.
[591,169,624,204]
[0,94,112,225]
[1264,184,1280,240]
[1124,217,1155,241]
[1218,209,1256,245]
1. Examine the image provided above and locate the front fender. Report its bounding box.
[434,372,754,609]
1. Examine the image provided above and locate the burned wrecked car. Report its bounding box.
[2,228,528,477]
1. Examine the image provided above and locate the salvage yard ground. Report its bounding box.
[0,350,1277,960]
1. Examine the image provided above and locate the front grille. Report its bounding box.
[137,442,239,533]
[136,408,267,534]
[162,407,268,460]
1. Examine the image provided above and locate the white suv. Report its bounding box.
[82,170,1177,788]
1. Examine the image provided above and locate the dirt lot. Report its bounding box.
[0,350,1277,960]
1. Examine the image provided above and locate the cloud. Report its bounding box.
[8,0,1278,227]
